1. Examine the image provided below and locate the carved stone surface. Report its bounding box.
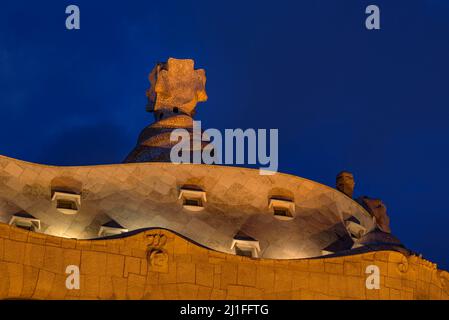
[397,255,409,273]
[336,171,355,198]
[439,271,449,295]
[0,225,447,300]
[147,233,168,273]
[358,196,391,233]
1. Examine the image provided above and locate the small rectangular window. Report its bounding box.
[9,213,41,232]
[274,208,291,217]
[57,199,78,210]
[179,188,207,212]
[15,223,33,231]
[52,191,81,215]
[235,246,254,257]
[184,198,201,207]
[231,238,260,258]
[269,198,295,221]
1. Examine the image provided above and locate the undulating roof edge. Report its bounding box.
[0,154,373,220]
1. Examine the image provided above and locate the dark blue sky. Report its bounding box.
[0,1,448,268]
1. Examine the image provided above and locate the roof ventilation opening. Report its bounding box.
[9,213,41,232]
[345,216,367,240]
[98,220,128,237]
[178,188,206,212]
[235,246,254,257]
[269,198,295,221]
[52,191,81,215]
[231,232,260,258]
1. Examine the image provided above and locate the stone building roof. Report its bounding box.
[0,155,379,259]
[0,58,407,260]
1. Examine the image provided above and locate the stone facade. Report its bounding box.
[1,58,447,300]
[0,223,447,300]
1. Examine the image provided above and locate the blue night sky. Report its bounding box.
[0,1,448,268]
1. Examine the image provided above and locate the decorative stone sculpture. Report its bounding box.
[358,196,391,233]
[147,233,169,273]
[336,171,391,234]
[146,58,207,116]
[439,271,449,294]
[124,58,209,163]
[336,171,355,198]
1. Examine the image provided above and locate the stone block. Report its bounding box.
[237,264,256,287]
[99,276,114,299]
[4,240,25,264]
[328,274,347,297]
[210,289,226,300]
[127,273,146,300]
[0,224,10,239]
[385,277,402,290]
[28,232,46,245]
[131,248,147,259]
[63,249,81,267]
[173,236,189,255]
[24,243,45,268]
[0,238,3,260]
[274,269,292,292]
[143,284,165,299]
[76,240,91,251]
[344,261,361,276]
[48,274,68,299]
[309,273,329,294]
[33,270,55,299]
[111,276,127,299]
[21,265,39,298]
[390,288,401,300]
[43,246,64,273]
[379,287,390,300]
[178,283,199,299]
[292,271,309,290]
[158,262,176,284]
[197,286,212,299]
[345,276,365,299]
[213,273,221,288]
[256,266,275,291]
[9,227,28,242]
[45,236,62,247]
[220,264,237,289]
[365,288,380,300]
[7,262,23,297]
[308,259,324,272]
[176,261,195,283]
[161,283,179,299]
[325,262,343,274]
[81,251,107,276]
[82,275,100,298]
[106,254,124,277]
[375,251,389,262]
[61,238,77,249]
[196,263,214,287]
[227,285,244,297]
[124,256,141,277]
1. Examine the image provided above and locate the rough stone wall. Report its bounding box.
[0,223,447,300]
